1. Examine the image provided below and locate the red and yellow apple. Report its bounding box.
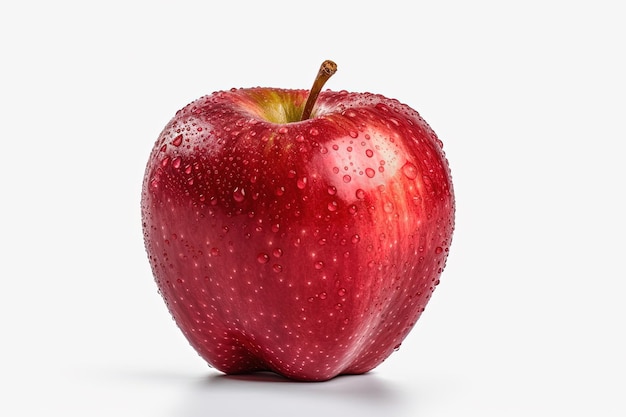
[141,61,455,381]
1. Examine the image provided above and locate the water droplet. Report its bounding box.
[384,201,394,213]
[327,185,337,195]
[257,253,269,264]
[365,168,375,178]
[172,134,183,146]
[233,187,246,202]
[172,157,182,169]
[295,134,305,143]
[278,126,289,134]
[275,186,285,196]
[348,204,358,215]
[273,264,283,273]
[343,174,352,183]
[296,177,308,189]
[210,247,220,256]
[349,130,358,138]
[327,201,338,212]
[376,103,390,112]
[337,288,346,296]
[435,246,443,254]
[273,248,283,258]
[314,261,324,270]
[351,234,361,244]
[161,156,170,167]
[319,291,327,299]
[401,162,418,179]
[309,128,319,136]
[271,223,280,233]
[365,149,374,158]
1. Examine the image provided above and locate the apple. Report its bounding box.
[141,61,455,381]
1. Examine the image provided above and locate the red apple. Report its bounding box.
[141,61,455,381]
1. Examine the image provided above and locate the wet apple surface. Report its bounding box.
[142,81,455,381]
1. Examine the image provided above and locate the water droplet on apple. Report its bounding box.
[365,149,374,158]
[161,157,170,167]
[343,175,351,183]
[327,186,337,195]
[271,223,280,233]
[233,187,246,202]
[172,157,182,169]
[296,177,308,189]
[309,128,319,136]
[172,134,183,146]
[401,162,418,179]
[365,168,375,178]
[327,201,338,212]
[273,264,283,273]
[435,246,443,254]
[356,189,366,199]
[257,253,270,264]
[351,234,361,244]
[295,134,305,143]
[314,261,324,270]
[384,202,394,213]
[349,130,358,138]
[273,248,283,258]
[278,126,288,134]
[337,288,346,296]
[348,204,358,215]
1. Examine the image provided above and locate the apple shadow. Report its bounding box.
[171,370,414,417]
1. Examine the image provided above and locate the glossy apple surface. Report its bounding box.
[141,87,455,381]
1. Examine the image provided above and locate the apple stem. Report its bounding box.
[300,60,337,121]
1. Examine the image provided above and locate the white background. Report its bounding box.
[1,1,624,416]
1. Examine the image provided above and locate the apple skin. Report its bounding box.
[141,88,455,381]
